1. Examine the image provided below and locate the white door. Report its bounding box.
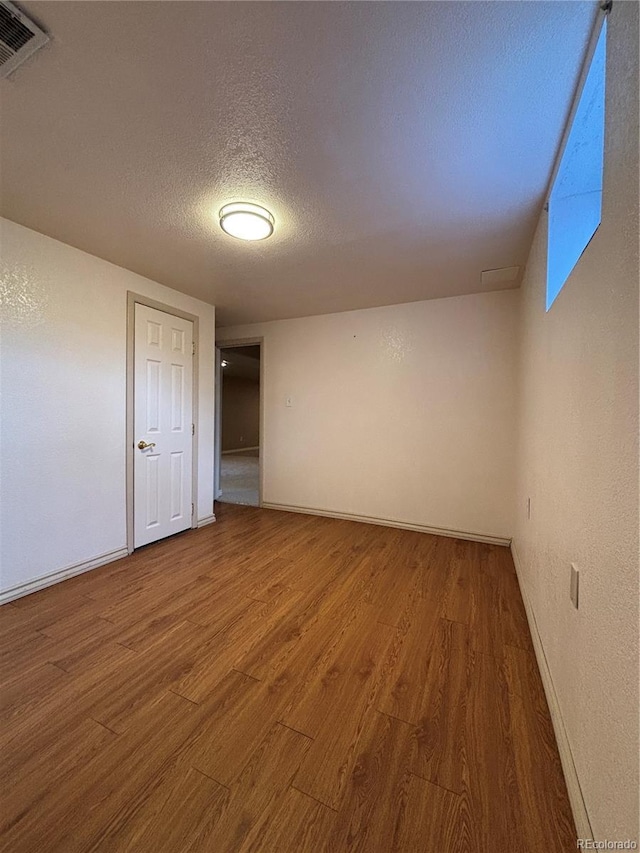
[134,303,194,547]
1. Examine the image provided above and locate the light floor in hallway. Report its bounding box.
[220,450,259,507]
[0,503,576,852]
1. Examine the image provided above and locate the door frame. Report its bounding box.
[216,337,264,507]
[126,292,200,554]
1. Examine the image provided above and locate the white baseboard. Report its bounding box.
[262,502,510,546]
[510,540,593,842]
[0,547,128,605]
[197,514,216,528]
[222,446,259,455]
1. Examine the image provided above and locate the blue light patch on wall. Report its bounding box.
[546,18,606,311]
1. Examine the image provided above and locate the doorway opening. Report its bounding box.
[216,343,262,507]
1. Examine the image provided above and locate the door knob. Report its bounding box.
[137,440,156,450]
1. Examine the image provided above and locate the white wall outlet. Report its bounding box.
[570,564,579,609]
[285,396,292,407]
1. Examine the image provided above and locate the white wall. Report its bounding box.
[218,289,518,541]
[513,3,638,842]
[0,219,215,596]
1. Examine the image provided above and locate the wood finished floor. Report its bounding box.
[1,504,576,852]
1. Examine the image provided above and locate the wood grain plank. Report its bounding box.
[292,620,396,808]
[281,607,391,739]
[464,650,529,853]
[1,661,69,723]
[409,619,469,794]
[184,668,300,787]
[97,765,230,853]
[236,787,336,853]
[395,772,464,853]
[195,722,312,852]
[48,633,139,675]
[0,628,57,682]
[1,690,202,851]
[88,620,208,732]
[0,716,118,839]
[0,504,575,852]
[173,593,303,704]
[441,551,473,624]
[504,644,576,851]
[323,709,415,851]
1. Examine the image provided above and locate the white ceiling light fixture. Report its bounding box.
[219,202,275,241]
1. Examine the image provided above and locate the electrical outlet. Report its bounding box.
[570,564,579,609]
[285,396,292,407]
[527,497,531,520]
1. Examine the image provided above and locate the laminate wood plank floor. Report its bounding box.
[1,503,576,852]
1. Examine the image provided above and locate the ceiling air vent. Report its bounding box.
[0,1,48,79]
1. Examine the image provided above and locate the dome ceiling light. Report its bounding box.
[219,202,275,241]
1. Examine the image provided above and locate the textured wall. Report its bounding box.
[218,290,518,540]
[0,219,216,594]
[222,376,260,452]
[513,3,639,841]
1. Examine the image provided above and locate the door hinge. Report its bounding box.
[191,502,194,517]
[192,423,195,436]
[192,342,196,356]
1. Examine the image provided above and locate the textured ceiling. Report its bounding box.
[0,1,597,326]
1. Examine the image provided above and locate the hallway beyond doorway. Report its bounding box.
[220,448,259,506]
[217,341,261,507]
